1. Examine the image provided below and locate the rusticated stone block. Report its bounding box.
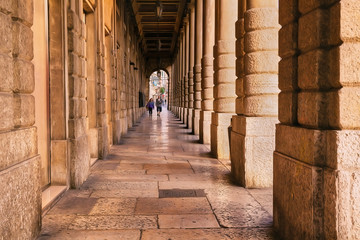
[275,124,326,166]
[278,92,297,125]
[13,94,34,127]
[68,118,87,139]
[245,8,279,32]
[298,49,334,90]
[324,169,360,239]
[0,93,13,131]
[232,115,277,136]
[13,59,34,93]
[235,77,244,97]
[326,130,360,170]
[68,52,80,76]
[12,21,33,60]
[299,0,338,15]
[338,43,360,86]
[69,134,90,188]
[231,129,274,188]
[0,12,12,54]
[244,95,278,117]
[279,22,298,59]
[244,74,278,95]
[298,8,329,52]
[0,156,41,239]
[279,0,297,26]
[245,29,278,53]
[297,91,329,128]
[245,51,279,74]
[235,57,244,78]
[279,57,298,91]
[12,0,34,25]
[0,127,37,171]
[274,152,323,239]
[0,54,13,92]
[338,0,360,41]
[328,87,360,129]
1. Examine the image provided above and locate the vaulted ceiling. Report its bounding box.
[130,0,188,59]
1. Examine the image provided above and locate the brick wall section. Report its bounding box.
[67,7,91,188]
[0,0,41,238]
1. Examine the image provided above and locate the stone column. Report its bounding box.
[199,0,215,144]
[211,0,238,159]
[179,32,184,120]
[187,5,195,129]
[192,0,203,135]
[230,0,279,187]
[275,0,360,238]
[183,16,189,125]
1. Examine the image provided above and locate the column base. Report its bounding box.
[183,108,188,125]
[230,115,277,188]
[200,110,212,144]
[187,108,193,130]
[192,109,201,135]
[211,112,233,159]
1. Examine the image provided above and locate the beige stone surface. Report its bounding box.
[0,156,41,240]
[273,152,323,239]
[158,214,219,229]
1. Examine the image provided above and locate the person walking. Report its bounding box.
[156,96,163,116]
[146,98,154,116]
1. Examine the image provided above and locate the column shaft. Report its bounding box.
[200,0,215,144]
[192,0,203,135]
[230,0,279,188]
[187,6,195,130]
[211,0,237,159]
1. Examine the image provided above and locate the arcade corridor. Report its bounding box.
[39,109,273,239]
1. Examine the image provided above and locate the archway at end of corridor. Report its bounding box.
[149,70,169,105]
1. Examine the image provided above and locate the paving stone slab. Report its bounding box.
[158,214,220,229]
[135,197,213,215]
[89,198,136,215]
[68,216,157,230]
[141,228,275,240]
[38,230,140,240]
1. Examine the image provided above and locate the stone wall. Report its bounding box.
[0,0,41,238]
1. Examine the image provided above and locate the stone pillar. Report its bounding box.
[199,0,215,144]
[184,16,189,125]
[192,0,203,135]
[275,0,360,238]
[187,5,195,130]
[230,0,279,188]
[211,0,238,159]
[179,30,184,120]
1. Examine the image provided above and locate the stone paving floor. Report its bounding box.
[39,109,275,240]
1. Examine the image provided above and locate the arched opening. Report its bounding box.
[149,69,169,105]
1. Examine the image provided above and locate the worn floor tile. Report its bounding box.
[135,198,213,215]
[89,198,136,215]
[141,228,275,240]
[38,230,140,240]
[158,214,220,229]
[69,216,157,230]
